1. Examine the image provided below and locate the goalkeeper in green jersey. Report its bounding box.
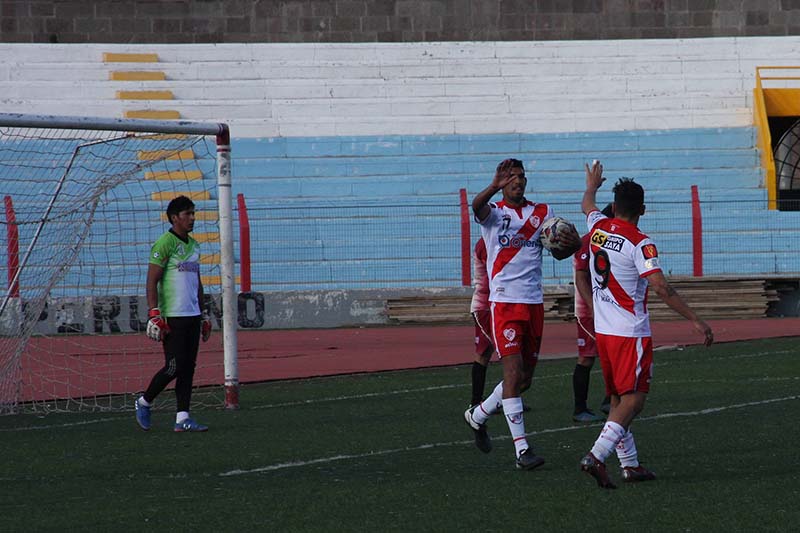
[135,195,212,432]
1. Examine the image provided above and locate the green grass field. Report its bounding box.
[1,337,798,532]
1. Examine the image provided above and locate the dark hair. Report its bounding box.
[601,203,614,218]
[612,178,644,218]
[508,158,525,172]
[166,195,195,223]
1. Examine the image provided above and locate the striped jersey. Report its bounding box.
[149,230,201,317]
[586,210,662,337]
[477,200,554,304]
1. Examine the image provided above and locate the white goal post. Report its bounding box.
[0,112,238,413]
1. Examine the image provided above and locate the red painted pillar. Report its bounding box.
[460,188,471,286]
[691,185,703,277]
[236,193,251,292]
[4,195,19,297]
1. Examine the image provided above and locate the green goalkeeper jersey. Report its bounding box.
[149,230,201,317]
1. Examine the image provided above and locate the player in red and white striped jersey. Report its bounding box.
[579,161,714,488]
[571,203,613,423]
[464,158,580,470]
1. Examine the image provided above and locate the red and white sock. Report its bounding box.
[615,429,639,468]
[590,421,626,463]
[472,381,503,425]
[502,397,528,457]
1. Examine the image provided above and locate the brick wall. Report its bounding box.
[1,0,799,44]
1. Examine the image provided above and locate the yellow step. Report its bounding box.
[193,232,220,243]
[103,52,158,63]
[201,274,241,286]
[138,149,194,161]
[124,110,180,120]
[116,90,174,100]
[110,71,166,81]
[150,190,210,201]
[146,170,204,181]
[160,210,218,222]
[200,253,220,264]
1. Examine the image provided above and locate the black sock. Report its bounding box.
[573,364,591,413]
[471,362,488,406]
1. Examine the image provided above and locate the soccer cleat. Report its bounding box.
[464,406,492,453]
[135,397,151,431]
[515,448,545,471]
[572,410,604,423]
[621,465,657,483]
[174,418,208,432]
[580,452,617,489]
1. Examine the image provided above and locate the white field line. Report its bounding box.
[219,394,799,477]
[0,348,793,432]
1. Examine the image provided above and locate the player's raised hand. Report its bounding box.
[585,159,605,191]
[492,158,518,190]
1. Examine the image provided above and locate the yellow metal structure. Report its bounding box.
[753,66,800,210]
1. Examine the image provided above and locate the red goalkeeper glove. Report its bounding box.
[201,311,212,342]
[146,308,170,342]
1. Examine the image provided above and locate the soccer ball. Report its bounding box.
[539,216,577,252]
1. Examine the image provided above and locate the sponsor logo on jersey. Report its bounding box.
[498,235,540,249]
[590,229,608,246]
[590,230,624,252]
[642,244,658,259]
[601,235,624,252]
[177,261,200,273]
[152,252,160,259]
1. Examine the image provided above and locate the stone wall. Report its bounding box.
[1,0,800,44]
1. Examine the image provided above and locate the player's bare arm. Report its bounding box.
[575,269,594,313]
[648,271,714,346]
[472,159,518,220]
[146,263,164,310]
[582,160,606,215]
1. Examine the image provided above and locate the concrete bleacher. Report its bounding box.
[1,38,799,295]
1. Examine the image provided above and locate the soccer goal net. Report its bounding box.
[0,113,238,414]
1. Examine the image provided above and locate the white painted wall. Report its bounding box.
[0,37,798,138]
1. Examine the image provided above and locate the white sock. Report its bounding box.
[138,396,150,407]
[472,381,503,425]
[615,429,640,468]
[590,421,626,463]
[502,397,529,457]
[176,411,190,424]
